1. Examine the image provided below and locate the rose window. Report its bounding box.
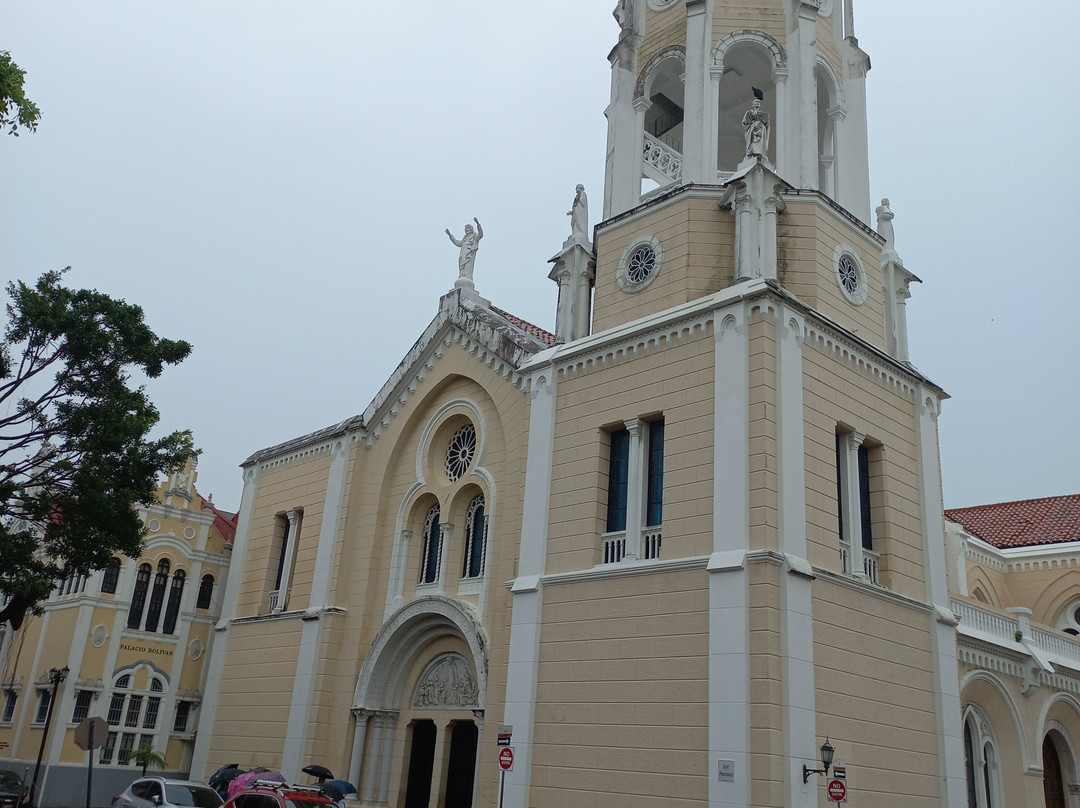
[445,424,476,482]
[837,255,859,295]
[627,247,657,284]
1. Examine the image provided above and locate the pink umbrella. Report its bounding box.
[227,770,286,800]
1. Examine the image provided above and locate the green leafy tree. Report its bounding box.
[0,268,195,628]
[130,742,167,776]
[0,51,41,135]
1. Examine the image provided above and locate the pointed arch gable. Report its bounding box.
[354,596,488,712]
[966,568,1005,610]
[1028,569,1080,628]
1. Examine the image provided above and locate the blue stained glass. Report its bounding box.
[606,429,629,532]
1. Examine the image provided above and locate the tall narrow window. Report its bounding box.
[143,697,161,730]
[127,564,152,629]
[196,575,214,609]
[124,695,143,728]
[646,420,664,528]
[34,690,52,724]
[275,516,292,592]
[606,429,630,533]
[101,558,121,594]
[1,691,16,723]
[72,690,93,723]
[172,701,191,733]
[106,692,125,726]
[462,496,486,579]
[162,570,185,635]
[857,444,872,551]
[420,505,442,585]
[144,560,170,632]
[117,733,135,765]
[99,732,117,764]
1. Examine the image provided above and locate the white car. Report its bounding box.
[113,778,223,808]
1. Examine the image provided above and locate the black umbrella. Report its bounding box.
[209,765,243,790]
[318,784,344,802]
[302,765,334,783]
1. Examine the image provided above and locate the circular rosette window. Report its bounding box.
[445,423,477,482]
[647,0,680,10]
[832,245,868,306]
[616,235,664,293]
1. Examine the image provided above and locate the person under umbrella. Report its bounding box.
[301,765,333,784]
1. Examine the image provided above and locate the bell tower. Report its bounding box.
[604,0,870,222]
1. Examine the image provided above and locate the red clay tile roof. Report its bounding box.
[198,494,238,543]
[492,306,556,347]
[945,494,1080,549]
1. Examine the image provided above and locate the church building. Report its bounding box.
[191,2,1075,807]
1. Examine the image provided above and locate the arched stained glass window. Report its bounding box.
[420,505,442,585]
[143,560,170,633]
[101,558,121,594]
[127,565,152,629]
[462,496,486,579]
[162,570,185,635]
[196,574,214,610]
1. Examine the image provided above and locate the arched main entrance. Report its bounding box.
[1043,736,1066,808]
[350,597,488,807]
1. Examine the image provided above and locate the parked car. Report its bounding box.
[222,780,338,808]
[113,777,223,808]
[0,769,32,808]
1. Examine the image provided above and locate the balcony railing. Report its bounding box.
[951,598,1080,670]
[642,133,682,185]
[838,542,879,585]
[268,588,289,613]
[602,527,663,565]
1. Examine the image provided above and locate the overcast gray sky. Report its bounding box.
[3,1,1078,512]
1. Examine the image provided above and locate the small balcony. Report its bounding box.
[601,526,663,565]
[268,588,289,613]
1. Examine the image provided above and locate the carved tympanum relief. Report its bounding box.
[412,653,479,709]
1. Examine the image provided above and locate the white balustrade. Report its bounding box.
[642,133,682,184]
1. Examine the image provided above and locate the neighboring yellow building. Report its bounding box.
[0,460,235,807]
[945,495,1080,808]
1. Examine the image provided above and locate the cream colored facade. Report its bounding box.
[191,2,1071,807]
[0,462,234,807]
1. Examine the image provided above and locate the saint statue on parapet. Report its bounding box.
[446,218,484,287]
[743,87,770,160]
[568,184,588,239]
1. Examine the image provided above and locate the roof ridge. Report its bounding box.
[945,493,1080,514]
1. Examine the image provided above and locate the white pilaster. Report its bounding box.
[915,387,967,807]
[709,303,750,808]
[437,523,454,595]
[604,31,641,218]
[681,0,709,183]
[794,2,820,189]
[280,439,350,779]
[838,43,871,222]
[775,305,818,808]
[502,361,558,808]
[190,464,259,778]
[624,418,646,561]
[377,714,396,803]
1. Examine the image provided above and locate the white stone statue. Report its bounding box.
[742,90,770,160]
[567,184,588,239]
[445,218,484,284]
[876,198,896,252]
[613,0,634,32]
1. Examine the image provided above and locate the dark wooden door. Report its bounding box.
[1043,736,1066,808]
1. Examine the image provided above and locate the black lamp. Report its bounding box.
[802,738,835,784]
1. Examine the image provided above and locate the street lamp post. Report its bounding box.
[30,665,69,807]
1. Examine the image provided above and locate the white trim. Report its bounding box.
[915,385,967,806]
[280,438,350,780]
[501,365,558,808]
